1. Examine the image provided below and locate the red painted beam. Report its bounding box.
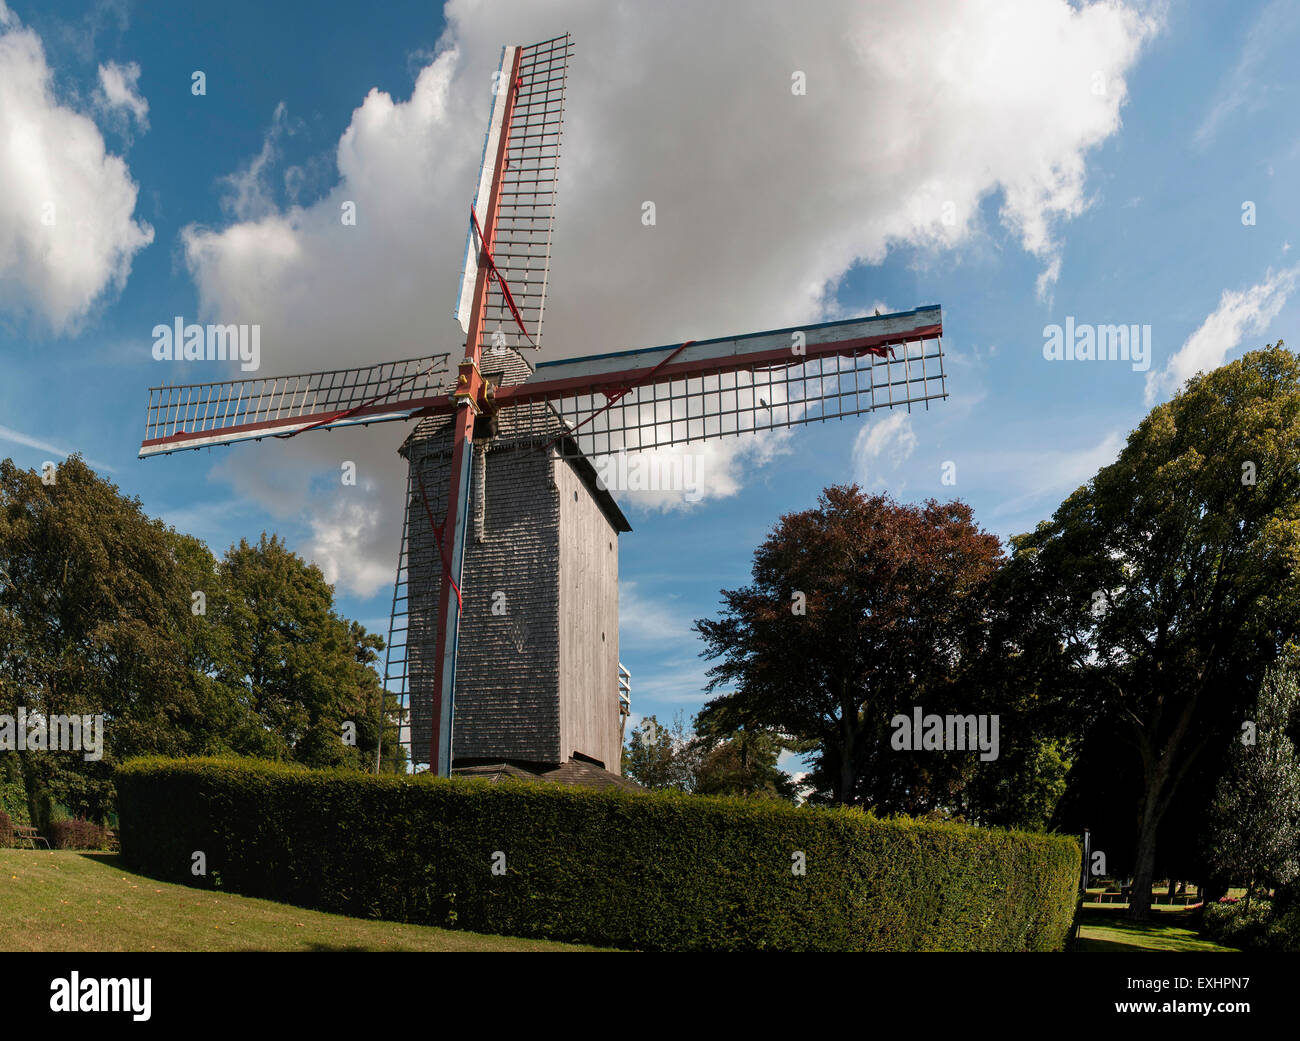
[427,45,524,775]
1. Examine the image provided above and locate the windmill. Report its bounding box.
[138,33,948,780]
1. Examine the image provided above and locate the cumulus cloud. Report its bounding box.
[302,491,395,596]
[602,432,793,514]
[219,102,294,221]
[0,5,153,333]
[1144,265,1300,405]
[177,0,1158,594]
[94,59,148,131]
[851,410,917,488]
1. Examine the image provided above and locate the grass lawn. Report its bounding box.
[1075,905,1237,953]
[0,849,609,952]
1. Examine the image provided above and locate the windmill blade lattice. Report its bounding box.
[493,308,946,457]
[139,354,454,457]
[473,34,572,355]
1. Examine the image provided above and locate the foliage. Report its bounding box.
[1201,896,1300,951]
[48,817,111,850]
[1001,343,1300,918]
[959,736,1072,831]
[0,456,391,825]
[694,485,1003,808]
[116,755,1080,952]
[0,810,11,847]
[691,727,801,801]
[1205,664,1300,903]
[0,774,29,827]
[621,713,700,790]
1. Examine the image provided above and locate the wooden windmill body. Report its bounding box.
[401,345,629,776]
[138,33,949,780]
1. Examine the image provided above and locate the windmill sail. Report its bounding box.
[427,306,946,457]
[139,355,454,457]
[456,33,572,354]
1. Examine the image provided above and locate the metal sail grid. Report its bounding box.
[140,355,453,456]
[480,34,572,355]
[516,336,946,458]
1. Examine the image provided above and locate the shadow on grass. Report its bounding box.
[1076,905,1234,953]
[75,851,126,868]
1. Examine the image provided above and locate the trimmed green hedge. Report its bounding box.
[115,756,1079,951]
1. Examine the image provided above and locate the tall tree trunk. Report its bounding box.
[838,678,856,805]
[1128,756,1168,921]
[1127,694,1199,921]
[1129,818,1158,920]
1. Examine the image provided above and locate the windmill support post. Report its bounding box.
[427,44,524,777]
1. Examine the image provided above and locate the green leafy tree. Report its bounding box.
[0,457,390,826]
[959,735,1071,831]
[1206,664,1300,906]
[1003,343,1300,919]
[691,727,800,800]
[216,533,385,769]
[0,457,215,821]
[694,485,1003,808]
[622,713,700,790]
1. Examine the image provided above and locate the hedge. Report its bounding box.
[115,756,1079,951]
[48,818,111,850]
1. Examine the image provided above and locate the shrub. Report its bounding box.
[1203,897,1281,949]
[0,780,29,827]
[0,810,11,848]
[48,818,110,850]
[116,756,1080,951]
[1266,907,1300,951]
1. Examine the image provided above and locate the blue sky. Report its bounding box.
[3,0,1299,772]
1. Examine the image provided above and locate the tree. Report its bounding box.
[0,457,390,825]
[216,533,385,769]
[0,456,214,821]
[1205,663,1300,906]
[694,485,1003,807]
[959,735,1072,831]
[621,713,700,790]
[691,727,802,801]
[1003,343,1300,919]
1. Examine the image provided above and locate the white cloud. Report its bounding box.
[219,102,293,221]
[1195,0,1300,150]
[619,581,693,644]
[851,410,917,487]
[1144,265,1300,405]
[176,0,1158,594]
[0,422,116,472]
[985,431,1126,518]
[303,491,394,596]
[0,6,153,333]
[94,59,148,130]
[600,432,793,514]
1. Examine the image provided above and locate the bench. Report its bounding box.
[12,825,50,850]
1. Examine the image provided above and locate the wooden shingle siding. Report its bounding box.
[556,458,621,770]
[401,347,626,774]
